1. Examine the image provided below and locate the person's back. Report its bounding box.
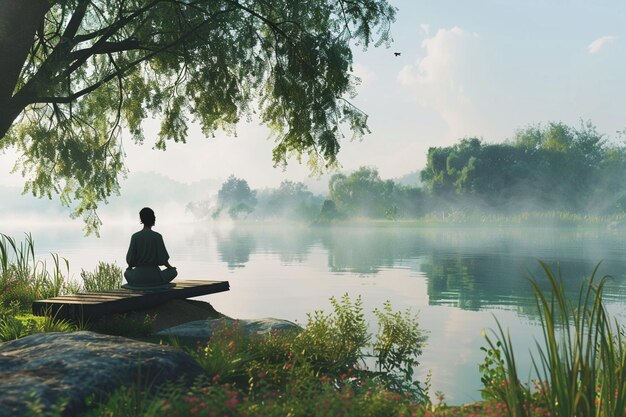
[123,207,177,288]
[126,229,169,267]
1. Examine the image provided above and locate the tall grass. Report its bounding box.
[0,233,80,308]
[483,262,626,417]
[81,261,123,292]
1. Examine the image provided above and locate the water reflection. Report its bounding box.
[317,227,422,274]
[214,225,626,318]
[215,229,256,268]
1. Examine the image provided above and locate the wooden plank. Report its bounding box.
[32,280,230,320]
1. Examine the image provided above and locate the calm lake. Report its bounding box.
[5,221,626,404]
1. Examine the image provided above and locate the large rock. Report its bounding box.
[158,317,302,340]
[0,331,204,417]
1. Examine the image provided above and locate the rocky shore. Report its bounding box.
[0,300,300,416]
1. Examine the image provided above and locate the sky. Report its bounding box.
[1,0,626,192]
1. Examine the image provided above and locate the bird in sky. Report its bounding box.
[394,52,401,56]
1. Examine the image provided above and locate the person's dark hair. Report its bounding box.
[139,207,155,227]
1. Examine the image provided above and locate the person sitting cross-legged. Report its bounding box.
[124,207,178,288]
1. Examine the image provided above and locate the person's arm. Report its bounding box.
[157,234,175,269]
[126,236,136,269]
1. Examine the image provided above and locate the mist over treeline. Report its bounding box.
[188,120,626,222]
[423,121,626,215]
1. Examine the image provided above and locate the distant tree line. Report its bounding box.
[422,121,626,214]
[186,168,423,222]
[187,121,626,222]
[186,177,326,221]
[329,167,424,220]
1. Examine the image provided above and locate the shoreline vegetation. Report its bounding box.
[186,122,626,233]
[2,233,626,416]
[223,210,626,229]
[322,213,626,228]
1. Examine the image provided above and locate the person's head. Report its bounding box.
[139,207,156,227]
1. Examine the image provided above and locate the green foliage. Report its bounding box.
[295,294,370,373]
[0,233,77,310]
[481,262,626,417]
[478,340,507,401]
[330,166,424,219]
[254,180,325,221]
[316,199,343,223]
[83,295,428,417]
[84,375,424,417]
[78,383,164,417]
[2,0,396,233]
[420,121,626,215]
[0,308,77,342]
[373,300,428,398]
[215,175,257,219]
[80,262,123,292]
[192,319,259,382]
[0,313,25,342]
[188,294,428,400]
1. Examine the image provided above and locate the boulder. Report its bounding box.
[0,331,204,417]
[157,317,302,340]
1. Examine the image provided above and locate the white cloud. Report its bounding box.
[420,23,430,36]
[352,62,377,88]
[397,26,484,141]
[587,35,616,54]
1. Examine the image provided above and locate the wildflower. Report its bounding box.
[183,395,198,404]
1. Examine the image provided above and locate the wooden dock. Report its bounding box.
[32,280,230,321]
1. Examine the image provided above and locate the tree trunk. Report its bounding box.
[0,0,50,138]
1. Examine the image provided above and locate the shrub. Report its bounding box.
[80,262,123,292]
[292,294,370,374]
[373,300,428,398]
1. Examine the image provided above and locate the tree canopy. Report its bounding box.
[420,121,626,214]
[216,174,257,218]
[0,0,396,232]
[329,166,424,219]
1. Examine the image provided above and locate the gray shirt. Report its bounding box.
[126,229,170,267]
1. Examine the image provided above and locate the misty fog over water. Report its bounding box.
[3,221,626,404]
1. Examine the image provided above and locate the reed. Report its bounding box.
[0,233,76,309]
[81,262,123,292]
[483,262,626,417]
